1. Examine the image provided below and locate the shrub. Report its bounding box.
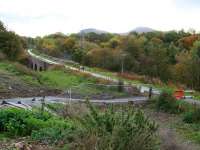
[73,101,159,150]
[31,119,75,145]
[0,108,73,136]
[0,62,35,76]
[183,106,200,124]
[13,62,35,76]
[156,92,183,113]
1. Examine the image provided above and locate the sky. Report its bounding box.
[0,0,200,37]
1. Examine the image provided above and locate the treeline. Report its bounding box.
[0,21,27,63]
[30,30,200,90]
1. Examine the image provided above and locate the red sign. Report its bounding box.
[173,90,184,100]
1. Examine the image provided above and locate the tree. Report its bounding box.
[62,37,76,53]
[0,31,23,60]
[174,41,200,90]
[140,40,171,81]
[71,48,86,63]
[162,31,180,43]
[167,42,179,64]
[0,21,6,32]
[108,36,120,48]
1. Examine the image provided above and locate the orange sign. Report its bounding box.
[173,90,184,100]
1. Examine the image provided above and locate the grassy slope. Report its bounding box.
[39,69,127,96]
[0,61,127,98]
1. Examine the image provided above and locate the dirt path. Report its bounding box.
[144,108,200,150]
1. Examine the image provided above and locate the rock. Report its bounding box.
[15,142,24,149]
[25,145,32,150]
[14,142,32,150]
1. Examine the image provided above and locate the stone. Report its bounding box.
[15,142,25,150]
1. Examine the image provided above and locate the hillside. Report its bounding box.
[80,28,108,34]
[0,61,130,99]
[131,26,155,33]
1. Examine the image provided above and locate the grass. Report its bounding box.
[174,121,200,144]
[0,133,10,141]
[39,70,96,88]
[0,61,128,97]
[39,69,128,97]
[151,92,200,145]
[0,61,41,86]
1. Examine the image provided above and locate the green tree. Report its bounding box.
[0,31,23,60]
[0,21,6,32]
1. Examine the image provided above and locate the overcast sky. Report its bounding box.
[0,0,200,37]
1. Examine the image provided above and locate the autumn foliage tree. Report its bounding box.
[0,20,24,61]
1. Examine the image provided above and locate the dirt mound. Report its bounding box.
[0,71,61,99]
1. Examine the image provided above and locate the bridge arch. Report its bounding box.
[34,64,37,71]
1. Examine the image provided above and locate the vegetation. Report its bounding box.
[0,62,128,98]
[183,107,200,124]
[27,29,200,91]
[2,19,200,149]
[0,103,159,150]
[0,21,26,62]
[152,92,200,145]
[73,101,159,150]
[155,92,182,113]
[0,108,74,137]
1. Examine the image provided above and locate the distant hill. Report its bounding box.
[79,27,155,35]
[80,28,108,34]
[130,27,155,33]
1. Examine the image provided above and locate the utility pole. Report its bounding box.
[80,30,85,49]
[121,58,124,74]
[121,53,126,74]
[69,88,72,104]
[41,96,45,113]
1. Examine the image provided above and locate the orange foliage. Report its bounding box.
[179,35,200,49]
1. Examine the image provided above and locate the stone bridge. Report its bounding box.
[29,56,49,71]
[27,49,76,72]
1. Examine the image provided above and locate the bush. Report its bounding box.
[0,108,73,136]
[73,101,159,150]
[14,62,35,76]
[183,107,200,124]
[0,62,35,76]
[31,119,75,144]
[156,92,183,113]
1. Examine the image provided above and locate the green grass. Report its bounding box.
[39,69,127,96]
[0,62,19,74]
[0,133,10,141]
[174,121,200,144]
[0,61,41,86]
[0,61,127,97]
[39,70,96,88]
